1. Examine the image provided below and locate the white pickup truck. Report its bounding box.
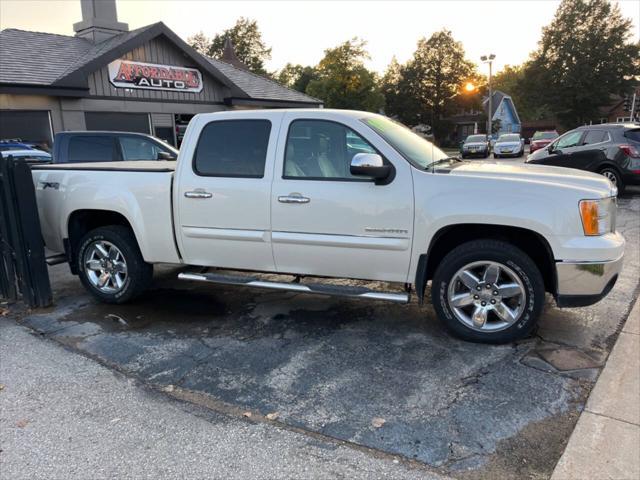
[31,109,624,343]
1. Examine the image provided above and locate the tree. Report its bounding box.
[491,65,546,121]
[381,56,423,125]
[187,32,211,56]
[276,63,319,93]
[187,18,272,75]
[401,30,476,140]
[521,0,640,128]
[305,38,385,112]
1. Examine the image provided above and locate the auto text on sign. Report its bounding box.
[107,60,203,93]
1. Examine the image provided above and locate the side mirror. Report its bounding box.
[157,151,176,161]
[350,153,390,180]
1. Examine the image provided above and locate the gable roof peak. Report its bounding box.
[220,37,249,71]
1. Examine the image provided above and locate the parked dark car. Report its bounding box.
[0,149,52,164]
[526,123,640,193]
[0,140,35,152]
[52,131,178,164]
[529,130,559,153]
[461,134,490,158]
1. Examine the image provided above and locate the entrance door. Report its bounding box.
[270,114,414,283]
[175,112,281,271]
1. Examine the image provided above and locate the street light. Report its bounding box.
[464,82,476,93]
[481,54,496,137]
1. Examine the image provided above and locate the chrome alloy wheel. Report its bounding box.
[83,240,128,293]
[602,170,618,185]
[447,261,526,332]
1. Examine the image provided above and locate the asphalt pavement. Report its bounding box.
[0,319,445,480]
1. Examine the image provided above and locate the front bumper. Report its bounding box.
[555,254,624,307]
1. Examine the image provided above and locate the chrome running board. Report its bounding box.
[178,272,409,304]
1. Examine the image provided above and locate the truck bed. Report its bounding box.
[31,161,181,265]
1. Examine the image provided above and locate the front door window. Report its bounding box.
[283,120,376,180]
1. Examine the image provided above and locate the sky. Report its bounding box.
[1,0,639,75]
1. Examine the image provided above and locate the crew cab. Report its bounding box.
[52,131,178,163]
[31,110,624,344]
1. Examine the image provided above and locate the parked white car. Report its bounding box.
[493,133,525,158]
[31,109,624,343]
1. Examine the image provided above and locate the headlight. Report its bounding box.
[579,197,616,236]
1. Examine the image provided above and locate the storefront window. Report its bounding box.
[0,110,53,151]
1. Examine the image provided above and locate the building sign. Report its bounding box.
[108,60,203,93]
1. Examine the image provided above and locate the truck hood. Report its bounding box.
[445,161,614,197]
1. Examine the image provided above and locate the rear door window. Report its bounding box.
[67,136,118,162]
[120,136,164,160]
[193,120,271,177]
[582,130,608,145]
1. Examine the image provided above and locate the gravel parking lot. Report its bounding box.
[3,187,639,479]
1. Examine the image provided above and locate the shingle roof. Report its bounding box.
[0,25,321,105]
[55,24,156,81]
[0,29,92,85]
[208,57,322,104]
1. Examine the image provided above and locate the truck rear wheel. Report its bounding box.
[77,225,152,304]
[431,239,544,344]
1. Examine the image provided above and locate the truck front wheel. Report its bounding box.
[431,239,544,343]
[77,225,153,304]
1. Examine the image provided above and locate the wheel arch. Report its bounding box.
[65,209,140,274]
[415,223,556,304]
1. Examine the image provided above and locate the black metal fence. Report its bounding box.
[0,155,52,307]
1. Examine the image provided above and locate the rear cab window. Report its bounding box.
[67,136,119,162]
[193,120,271,177]
[120,136,168,160]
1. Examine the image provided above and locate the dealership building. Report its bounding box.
[0,0,321,149]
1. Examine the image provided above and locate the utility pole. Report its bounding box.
[631,91,637,122]
[481,54,496,136]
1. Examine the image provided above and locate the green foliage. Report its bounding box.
[382,30,477,141]
[381,56,424,125]
[276,63,319,93]
[520,0,640,128]
[187,18,272,75]
[187,32,211,56]
[305,38,385,112]
[491,65,552,121]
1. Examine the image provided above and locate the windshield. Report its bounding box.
[361,116,448,169]
[466,135,486,143]
[497,134,520,143]
[532,131,558,140]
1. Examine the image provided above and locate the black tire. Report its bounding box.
[599,167,625,194]
[494,153,500,159]
[431,239,544,344]
[77,225,153,304]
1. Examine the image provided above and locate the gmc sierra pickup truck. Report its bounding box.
[31,109,624,343]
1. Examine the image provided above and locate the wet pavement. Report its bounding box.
[14,189,640,479]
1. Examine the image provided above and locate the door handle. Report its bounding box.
[184,189,212,199]
[278,193,310,204]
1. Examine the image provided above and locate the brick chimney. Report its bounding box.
[73,0,128,43]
